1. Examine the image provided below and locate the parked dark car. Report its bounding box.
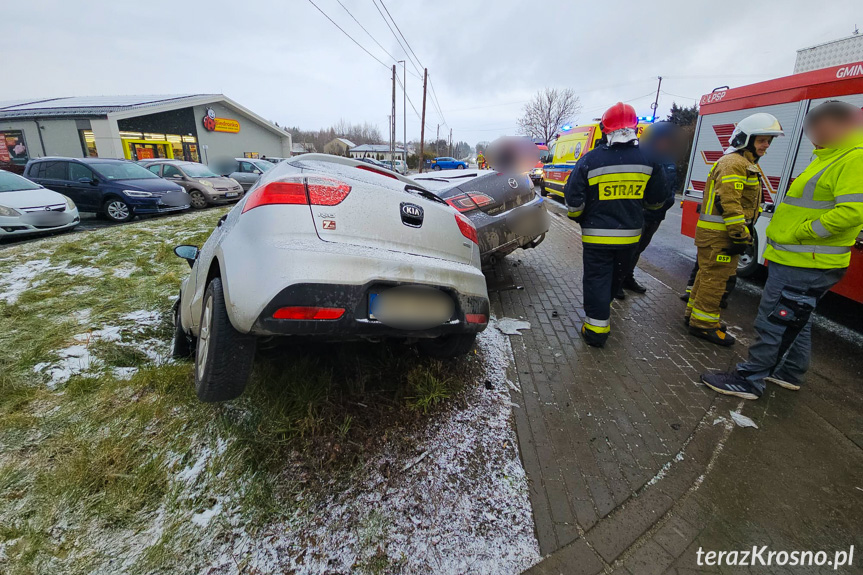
[411,169,548,265]
[24,158,191,222]
[138,159,244,209]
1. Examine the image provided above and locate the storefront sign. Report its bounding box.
[202,108,240,133]
[0,131,29,164]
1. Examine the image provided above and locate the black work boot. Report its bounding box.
[688,326,735,346]
[623,276,647,294]
[684,317,728,331]
[581,325,608,348]
[614,288,626,300]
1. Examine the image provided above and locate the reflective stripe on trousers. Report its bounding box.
[582,228,642,245]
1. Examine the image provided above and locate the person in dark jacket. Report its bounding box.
[620,121,681,296]
[564,102,667,347]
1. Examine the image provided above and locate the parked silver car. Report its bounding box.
[221,158,275,191]
[0,169,80,238]
[138,160,244,209]
[172,154,489,402]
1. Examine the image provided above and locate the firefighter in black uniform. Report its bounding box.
[564,102,667,347]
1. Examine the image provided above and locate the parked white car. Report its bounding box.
[0,169,79,238]
[172,154,490,402]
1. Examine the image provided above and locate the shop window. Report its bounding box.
[78,130,98,157]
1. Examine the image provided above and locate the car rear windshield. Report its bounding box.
[91,162,159,180]
[0,170,41,192]
[181,163,218,178]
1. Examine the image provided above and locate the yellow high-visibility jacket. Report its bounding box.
[765,130,863,269]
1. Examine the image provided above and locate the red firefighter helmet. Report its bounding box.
[601,102,638,133]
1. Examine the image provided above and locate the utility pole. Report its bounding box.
[650,76,663,122]
[391,65,396,162]
[403,66,407,165]
[419,68,427,173]
[449,128,453,157]
[435,124,440,156]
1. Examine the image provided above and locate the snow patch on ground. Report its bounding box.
[198,327,540,574]
[0,259,52,304]
[495,317,532,336]
[112,265,138,279]
[32,310,165,387]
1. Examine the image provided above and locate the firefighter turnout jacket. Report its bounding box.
[564,141,667,248]
[764,129,863,269]
[695,149,762,247]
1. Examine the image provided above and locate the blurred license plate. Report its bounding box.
[369,287,454,329]
[225,192,239,198]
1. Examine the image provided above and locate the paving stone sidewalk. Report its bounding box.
[489,212,863,574]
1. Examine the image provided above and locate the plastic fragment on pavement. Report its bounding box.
[729,411,758,429]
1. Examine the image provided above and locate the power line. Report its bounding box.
[427,74,447,126]
[335,0,421,80]
[396,73,434,135]
[379,0,425,70]
[371,0,424,78]
[660,90,698,101]
[307,0,390,71]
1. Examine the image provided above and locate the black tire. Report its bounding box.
[417,333,477,358]
[736,231,760,278]
[171,299,192,359]
[539,181,548,197]
[432,165,442,171]
[194,278,256,402]
[189,189,208,209]
[103,197,133,222]
[457,164,465,169]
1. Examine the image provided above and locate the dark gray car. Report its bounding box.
[138,160,244,209]
[411,169,549,265]
[222,158,275,191]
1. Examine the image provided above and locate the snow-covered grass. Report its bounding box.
[0,210,538,574]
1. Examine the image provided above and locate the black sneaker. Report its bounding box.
[765,376,800,391]
[614,288,626,300]
[701,372,761,400]
[689,326,735,346]
[623,276,647,294]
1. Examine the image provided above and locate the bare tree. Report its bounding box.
[517,88,582,143]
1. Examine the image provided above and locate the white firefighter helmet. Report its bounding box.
[725,113,784,153]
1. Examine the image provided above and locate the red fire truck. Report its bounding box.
[681,61,863,304]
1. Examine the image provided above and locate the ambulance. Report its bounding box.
[681,60,863,304]
[540,122,649,198]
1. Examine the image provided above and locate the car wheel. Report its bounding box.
[539,181,548,197]
[103,197,133,223]
[171,299,193,359]
[736,232,760,278]
[417,333,477,358]
[457,164,465,169]
[432,165,442,171]
[194,277,257,402]
[189,190,208,209]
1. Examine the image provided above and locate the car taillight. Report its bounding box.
[307,176,352,206]
[455,213,478,245]
[273,306,345,320]
[242,177,351,213]
[445,192,494,213]
[466,313,487,324]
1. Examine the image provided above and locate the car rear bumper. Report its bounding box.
[250,281,489,338]
[477,195,550,261]
[128,191,192,214]
[218,236,489,335]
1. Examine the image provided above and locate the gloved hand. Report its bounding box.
[725,241,751,256]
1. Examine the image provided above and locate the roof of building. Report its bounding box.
[350,144,406,153]
[0,94,214,119]
[331,138,356,147]
[0,94,291,141]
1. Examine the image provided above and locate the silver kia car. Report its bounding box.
[172,154,490,402]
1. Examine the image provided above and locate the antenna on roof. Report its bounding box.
[854,24,859,35]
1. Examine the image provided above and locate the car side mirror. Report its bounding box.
[174,245,199,267]
[253,169,262,175]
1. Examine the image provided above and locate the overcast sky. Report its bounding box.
[4,1,860,145]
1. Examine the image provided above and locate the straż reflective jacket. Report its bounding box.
[564,140,667,248]
[765,130,863,269]
[695,149,761,248]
